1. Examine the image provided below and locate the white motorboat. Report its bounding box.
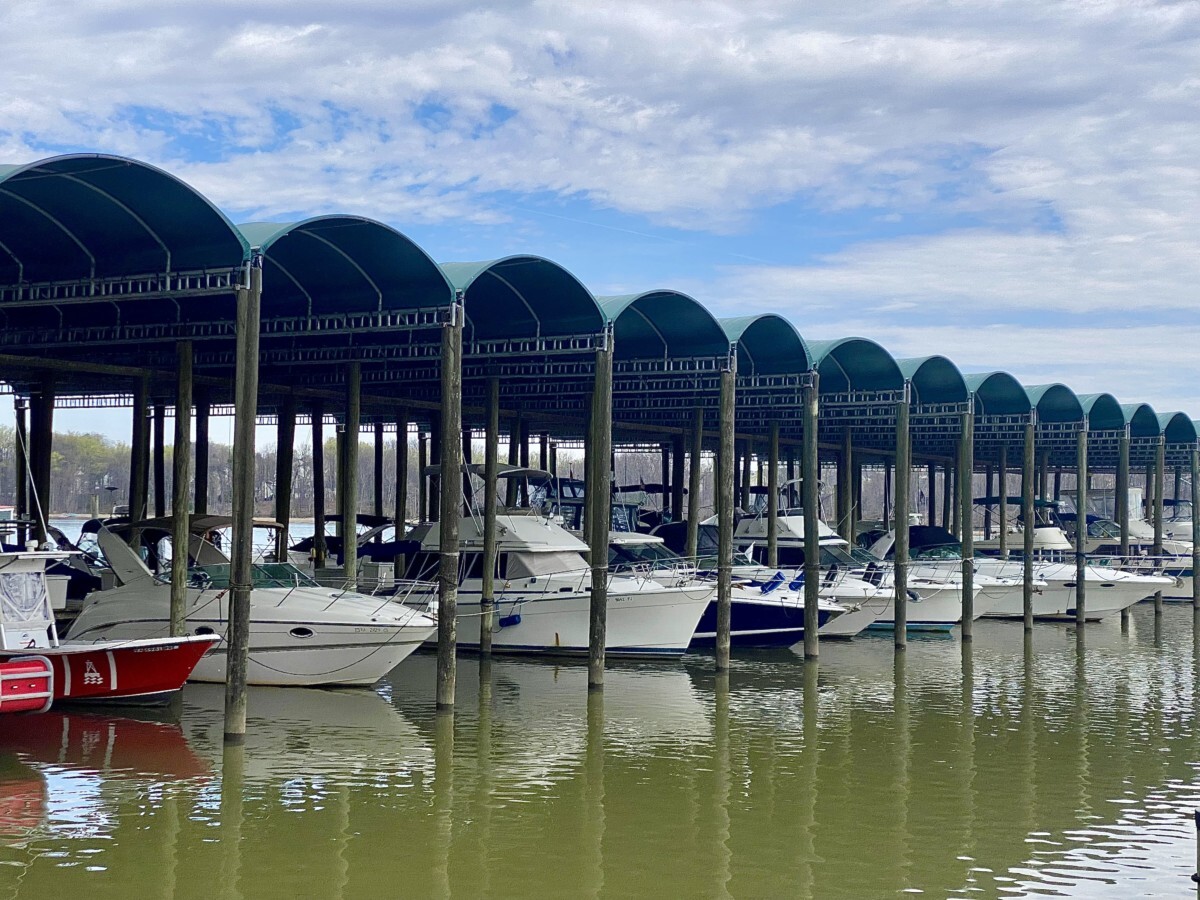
[977,558,1173,621]
[972,496,1074,556]
[400,513,713,658]
[64,516,437,687]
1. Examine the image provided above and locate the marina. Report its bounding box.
[1,155,1199,897]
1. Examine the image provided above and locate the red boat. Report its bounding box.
[1,550,218,705]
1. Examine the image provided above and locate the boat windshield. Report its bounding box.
[609,541,681,570]
[181,563,320,590]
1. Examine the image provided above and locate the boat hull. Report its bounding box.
[979,564,1171,621]
[689,591,840,648]
[864,581,970,632]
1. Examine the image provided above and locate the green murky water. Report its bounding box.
[3,604,1200,898]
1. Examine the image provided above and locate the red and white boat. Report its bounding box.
[0,551,217,705]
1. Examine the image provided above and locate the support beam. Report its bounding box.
[429,420,441,523]
[374,422,385,519]
[660,443,671,519]
[1192,445,1199,610]
[29,382,54,545]
[436,308,463,711]
[587,337,614,690]
[739,440,751,511]
[959,407,975,640]
[716,368,736,671]
[1118,425,1131,557]
[129,379,149,525]
[14,400,27,548]
[418,432,428,523]
[686,407,703,560]
[194,390,210,515]
[983,465,994,539]
[518,419,530,507]
[170,342,194,637]
[153,404,166,518]
[767,422,780,568]
[539,432,549,473]
[943,464,954,533]
[671,432,686,524]
[1038,449,1049,500]
[393,408,409,581]
[1075,423,1088,626]
[883,461,892,533]
[838,429,853,542]
[311,403,327,568]
[1053,467,1062,502]
[1022,413,1036,632]
[462,427,474,516]
[998,446,1009,559]
[505,416,521,508]
[481,379,500,656]
[926,463,935,527]
[1153,435,1165,615]
[801,378,821,660]
[225,258,261,744]
[894,391,910,650]
[274,394,295,563]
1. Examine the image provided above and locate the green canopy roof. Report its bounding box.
[1119,403,1160,438]
[895,356,968,405]
[239,217,453,319]
[721,315,810,375]
[963,372,1029,416]
[441,256,603,340]
[598,291,728,360]
[807,337,902,393]
[1158,412,1197,444]
[0,154,248,286]
[1077,393,1124,431]
[1024,383,1083,423]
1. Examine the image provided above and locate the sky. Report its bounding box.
[1,0,1198,443]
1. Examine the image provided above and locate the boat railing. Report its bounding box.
[1085,554,1192,579]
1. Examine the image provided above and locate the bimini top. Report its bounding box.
[1077,393,1124,431]
[239,217,453,319]
[1024,383,1083,423]
[441,256,604,340]
[1158,412,1197,444]
[963,372,1028,416]
[721,315,811,375]
[806,337,902,394]
[598,291,729,360]
[895,356,968,405]
[0,153,248,286]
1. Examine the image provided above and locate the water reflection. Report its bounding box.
[1,607,1199,898]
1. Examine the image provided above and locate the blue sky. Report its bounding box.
[1,0,1198,442]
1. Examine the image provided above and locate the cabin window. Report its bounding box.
[507,551,588,579]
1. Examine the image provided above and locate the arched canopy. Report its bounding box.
[598,291,729,360]
[1025,383,1083,424]
[895,356,967,405]
[1121,403,1160,438]
[0,153,247,286]
[722,315,810,375]
[963,372,1029,416]
[1077,393,1124,431]
[807,337,902,394]
[441,256,603,340]
[1158,412,1197,445]
[239,217,453,319]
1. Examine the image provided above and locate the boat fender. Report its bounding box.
[788,574,805,590]
[498,613,522,629]
[759,572,785,595]
[906,589,922,603]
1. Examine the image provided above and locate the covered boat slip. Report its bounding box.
[0,153,1197,734]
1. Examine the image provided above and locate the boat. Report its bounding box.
[0,549,217,704]
[971,496,1074,556]
[399,512,714,657]
[606,530,856,646]
[64,516,437,687]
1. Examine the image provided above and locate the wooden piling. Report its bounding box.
[418,432,428,522]
[436,307,463,711]
[539,432,549,472]
[716,368,736,671]
[587,336,614,690]
[130,378,149,524]
[170,342,193,637]
[660,443,671,519]
[481,379,500,655]
[686,407,703,560]
[224,259,261,744]
[14,400,26,547]
[1022,413,1036,632]
[311,402,327,569]
[894,391,910,650]
[998,445,1009,559]
[802,376,820,660]
[943,464,953,533]
[983,465,994,539]
[429,421,442,522]
[1191,445,1199,609]
[739,439,751,512]
[1154,435,1165,615]
[393,408,409,581]
[839,429,853,542]
[1118,425,1131,626]
[1075,424,1088,625]
[671,432,686,524]
[767,422,780,568]
[959,408,975,640]
[926,463,936,527]
[505,416,520,508]
[374,422,385,519]
[29,382,54,545]
[194,389,209,515]
[153,404,166,518]
[462,428,474,516]
[274,394,295,563]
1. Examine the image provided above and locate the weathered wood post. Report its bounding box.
[374,422,385,519]
[540,432,549,472]
[480,378,500,656]
[587,326,614,690]
[943,464,954,533]
[1038,449,1049,500]
[311,402,327,569]
[959,402,975,640]
[883,460,892,534]
[999,445,1009,559]
[194,389,210,515]
[342,362,361,588]
[393,408,410,581]
[894,385,911,650]
[130,378,149,524]
[1053,467,1062,502]
[716,365,736,671]
[14,399,27,547]
[224,256,262,744]
[926,463,936,527]
[767,422,780,568]
[1191,443,1199,609]
[418,432,428,522]
[671,432,686,524]
[685,407,705,560]
[660,443,671,519]
[274,393,295,563]
[1075,421,1089,626]
[1118,424,1131,627]
[429,421,441,523]
[1022,412,1036,631]
[170,342,194,637]
[838,428,853,542]
[152,404,166,518]
[802,374,821,660]
[1154,434,1165,615]
[983,465,994,539]
[505,415,520,508]
[29,383,54,546]
[739,439,751,512]
[436,301,464,711]
[462,428,474,516]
